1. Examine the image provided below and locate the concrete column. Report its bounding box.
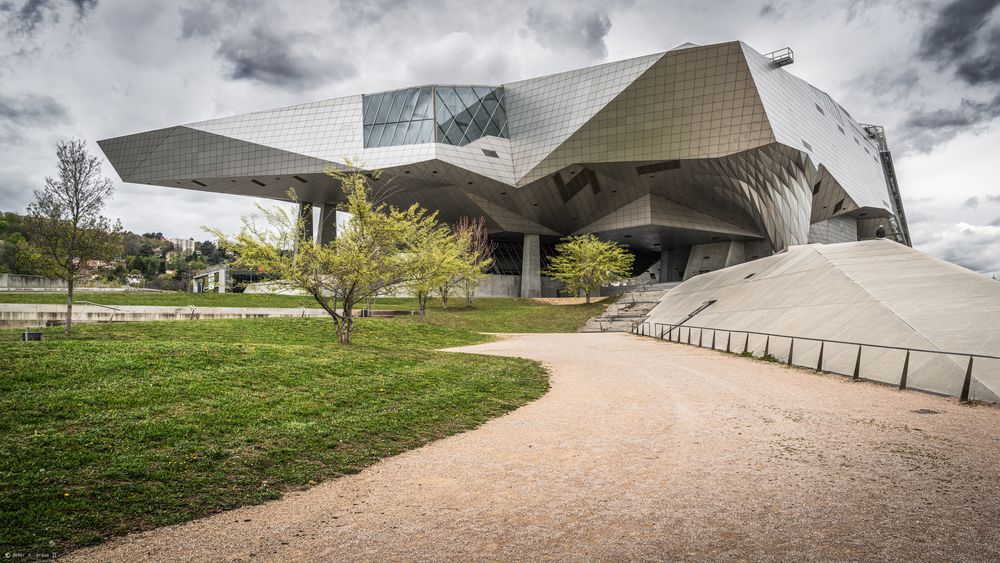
[298,202,314,243]
[658,249,669,282]
[520,234,541,298]
[318,203,337,246]
[217,267,226,293]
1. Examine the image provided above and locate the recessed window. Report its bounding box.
[854,137,860,145]
[837,125,845,134]
[744,273,755,279]
[293,175,308,183]
[251,179,266,187]
[812,182,821,195]
[481,149,499,158]
[192,180,207,187]
[815,104,824,115]
[636,160,681,175]
[833,199,844,213]
[802,140,813,151]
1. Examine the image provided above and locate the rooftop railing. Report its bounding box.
[630,321,1000,403]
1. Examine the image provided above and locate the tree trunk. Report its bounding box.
[440,288,449,309]
[339,303,353,344]
[418,293,427,321]
[466,290,473,308]
[585,289,591,304]
[65,278,74,336]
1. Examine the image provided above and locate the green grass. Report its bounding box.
[0,317,551,556]
[0,293,607,333]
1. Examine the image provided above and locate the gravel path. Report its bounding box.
[68,333,1000,562]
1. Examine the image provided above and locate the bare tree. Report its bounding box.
[454,216,495,307]
[24,139,123,335]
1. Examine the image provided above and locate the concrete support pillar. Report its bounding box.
[520,234,541,298]
[298,202,314,244]
[318,203,337,246]
[216,267,226,294]
[658,249,669,282]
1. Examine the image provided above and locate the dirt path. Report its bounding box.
[68,333,1000,562]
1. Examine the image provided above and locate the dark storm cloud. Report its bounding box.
[524,7,612,58]
[964,196,980,209]
[178,1,355,89]
[0,0,96,34]
[217,27,355,87]
[900,93,1000,152]
[917,0,1000,86]
[955,27,1000,85]
[917,0,998,65]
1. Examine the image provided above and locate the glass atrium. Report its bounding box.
[362,85,508,148]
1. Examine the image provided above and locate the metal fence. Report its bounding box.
[630,321,1000,403]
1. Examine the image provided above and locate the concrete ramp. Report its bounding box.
[645,240,1000,402]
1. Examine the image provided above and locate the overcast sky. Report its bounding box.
[1,0,999,274]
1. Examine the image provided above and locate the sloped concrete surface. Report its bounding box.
[645,240,1000,402]
[66,333,1000,561]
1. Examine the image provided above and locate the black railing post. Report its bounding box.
[743,333,750,355]
[687,327,692,345]
[711,330,716,350]
[698,329,703,348]
[787,338,794,366]
[853,346,862,380]
[899,350,910,390]
[725,332,731,353]
[816,341,824,372]
[764,335,770,357]
[960,356,974,403]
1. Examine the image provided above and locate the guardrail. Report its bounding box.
[630,320,1000,403]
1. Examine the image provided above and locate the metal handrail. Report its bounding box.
[630,320,999,403]
[77,301,121,322]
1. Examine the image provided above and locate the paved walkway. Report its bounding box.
[69,333,1000,561]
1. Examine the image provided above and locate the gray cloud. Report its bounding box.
[919,222,1000,273]
[899,93,1000,152]
[964,196,980,209]
[524,7,612,58]
[758,2,786,20]
[992,217,1000,226]
[178,1,355,89]
[987,194,1000,204]
[0,91,68,143]
[0,0,96,34]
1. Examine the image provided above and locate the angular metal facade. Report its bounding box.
[98,40,907,279]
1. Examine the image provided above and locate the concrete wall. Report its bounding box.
[0,274,68,290]
[683,241,746,281]
[243,274,561,299]
[808,215,858,244]
[646,240,1000,403]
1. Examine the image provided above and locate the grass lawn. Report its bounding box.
[0,315,552,556]
[0,293,607,333]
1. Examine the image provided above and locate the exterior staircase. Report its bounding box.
[580,282,677,332]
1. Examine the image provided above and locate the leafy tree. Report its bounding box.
[23,139,123,335]
[405,215,465,320]
[543,233,634,303]
[211,166,420,344]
